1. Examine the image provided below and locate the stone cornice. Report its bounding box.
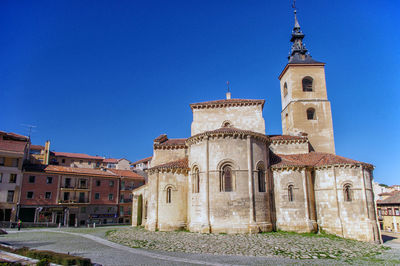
[186,127,270,146]
[190,99,265,110]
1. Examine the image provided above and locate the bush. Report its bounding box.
[0,245,91,266]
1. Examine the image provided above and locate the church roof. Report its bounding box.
[190,99,265,110]
[270,152,373,169]
[149,158,189,171]
[153,134,187,149]
[187,126,270,144]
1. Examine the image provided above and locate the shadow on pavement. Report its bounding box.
[382,234,396,243]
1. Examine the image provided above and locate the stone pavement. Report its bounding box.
[0,227,398,265]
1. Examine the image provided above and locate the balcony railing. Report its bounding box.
[119,198,133,203]
[120,186,135,191]
[58,198,90,204]
[60,185,89,190]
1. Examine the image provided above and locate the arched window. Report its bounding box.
[307,108,316,120]
[283,82,288,97]
[192,167,200,193]
[222,120,232,128]
[257,167,266,193]
[302,76,313,92]
[288,185,294,202]
[220,165,233,192]
[344,184,352,202]
[166,187,172,203]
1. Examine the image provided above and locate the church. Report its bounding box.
[131,9,380,243]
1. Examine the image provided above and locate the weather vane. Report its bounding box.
[226,81,230,92]
[292,0,297,13]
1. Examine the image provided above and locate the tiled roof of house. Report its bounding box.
[0,139,28,154]
[103,158,119,163]
[132,156,152,165]
[150,158,189,171]
[30,145,45,150]
[53,152,104,160]
[190,99,265,109]
[45,165,116,177]
[0,131,29,141]
[109,169,145,180]
[270,152,373,169]
[377,191,400,205]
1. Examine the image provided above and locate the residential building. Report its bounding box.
[109,169,145,224]
[103,158,131,170]
[131,156,152,171]
[29,141,50,165]
[0,131,30,223]
[50,152,104,169]
[19,164,144,226]
[377,191,400,232]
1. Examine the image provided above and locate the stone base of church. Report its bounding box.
[209,222,273,234]
[188,222,211,233]
[276,219,318,233]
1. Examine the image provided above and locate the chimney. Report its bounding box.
[226,92,231,100]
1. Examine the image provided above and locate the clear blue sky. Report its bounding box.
[1,0,399,185]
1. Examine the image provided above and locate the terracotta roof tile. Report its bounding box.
[109,169,145,180]
[30,145,45,150]
[45,165,116,177]
[377,191,400,204]
[190,99,265,110]
[132,156,152,165]
[103,158,119,163]
[150,158,189,170]
[0,131,29,141]
[53,152,104,160]
[270,152,373,169]
[0,139,28,154]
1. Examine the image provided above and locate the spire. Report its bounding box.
[288,1,318,64]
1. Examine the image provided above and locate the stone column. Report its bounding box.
[205,136,211,232]
[247,136,256,231]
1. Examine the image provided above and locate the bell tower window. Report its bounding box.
[283,82,288,97]
[307,108,316,120]
[302,76,313,92]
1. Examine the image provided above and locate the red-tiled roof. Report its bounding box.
[30,145,45,150]
[150,158,189,170]
[190,99,265,109]
[45,165,116,177]
[0,131,29,141]
[377,191,400,205]
[132,156,152,165]
[103,158,119,163]
[109,169,145,180]
[270,152,373,169]
[156,139,186,147]
[53,152,104,160]
[0,140,27,154]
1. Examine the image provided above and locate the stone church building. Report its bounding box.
[131,10,380,243]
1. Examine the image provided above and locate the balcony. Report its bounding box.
[60,185,89,190]
[119,198,133,203]
[120,186,135,191]
[58,198,90,204]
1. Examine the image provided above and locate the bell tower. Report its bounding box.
[278,6,335,154]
